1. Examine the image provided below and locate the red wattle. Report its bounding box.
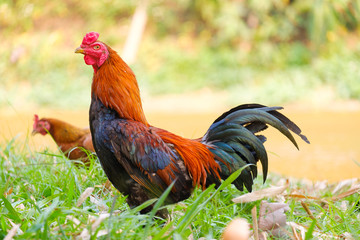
[84,55,96,66]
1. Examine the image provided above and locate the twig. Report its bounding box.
[285,194,328,204]
[251,206,259,240]
[291,224,302,240]
[300,201,322,230]
[331,185,360,202]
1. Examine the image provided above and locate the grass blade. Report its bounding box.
[143,181,175,238]
[175,185,215,234]
[168,166,245,238]
[129,199,158,214]
[304,219,316,240]
[1,195,21,222]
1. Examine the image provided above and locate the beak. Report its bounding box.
[31,130,37,136]
[75,47,85,54]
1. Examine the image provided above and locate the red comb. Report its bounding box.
[81,32,99,46]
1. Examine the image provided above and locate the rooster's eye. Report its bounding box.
[93,45,100,50]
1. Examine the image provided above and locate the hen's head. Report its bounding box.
[32,114,50,136]
[75,32,109,70]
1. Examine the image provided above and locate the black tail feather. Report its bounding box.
[203,103,309,192]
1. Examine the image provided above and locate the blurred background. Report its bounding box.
[1,0,359,180]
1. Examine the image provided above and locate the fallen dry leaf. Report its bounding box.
[310,180,328,194]
[287,221,347,239]
[8,219,23,235]
[94,180,112,192]
[90,196,109,211]
[287,222,306,239]
[339,200,349,211]
[340,232,356,240]
[91,213,110,230]
[258,201,290,238]
[78,213,110,240]
[259,232,268,240]
[78,228,90,240]
[286,183,359,205]
[52,216,82,232]
[331,184,360,202]
[4,224,20,240]
[95,230,109,238]
[290,223,301,240]
[332,179,358,195]
[222,218,250,240]
[67,215,81,226]
[232,180,289,203]
[76,187,95,207]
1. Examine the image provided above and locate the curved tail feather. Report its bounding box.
[202,104,309,192]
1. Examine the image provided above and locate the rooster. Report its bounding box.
[32,114,94,163]
[75,32,309,216]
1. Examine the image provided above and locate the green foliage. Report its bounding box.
[1,0,360,108]
[149,0,360,50]
[137,45,360,104]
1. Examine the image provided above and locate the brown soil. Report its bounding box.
[1,96,359,182]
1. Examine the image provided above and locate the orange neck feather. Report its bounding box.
[91,45,148,125]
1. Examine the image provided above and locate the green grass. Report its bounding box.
[1,137,359,239]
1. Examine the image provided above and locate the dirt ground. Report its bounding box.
[1,92,359,182]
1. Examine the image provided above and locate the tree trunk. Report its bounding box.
[122,0,148,64]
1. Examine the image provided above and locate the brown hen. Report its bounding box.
[32,114,94,163]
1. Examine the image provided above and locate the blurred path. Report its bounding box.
[1,106,359,182]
